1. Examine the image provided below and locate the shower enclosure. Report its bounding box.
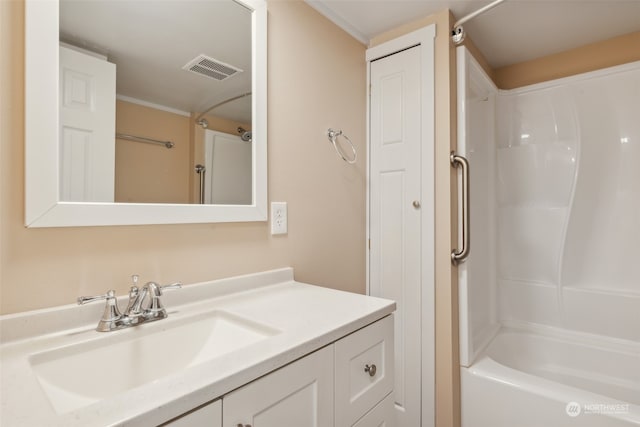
[456,47,639,426]
[197,129,252,205]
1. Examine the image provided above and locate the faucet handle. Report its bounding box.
[145,281,182,296]
[144,281,182,319]
[77,290,124,332]
[160,282,182,292]
[77,289,117,305]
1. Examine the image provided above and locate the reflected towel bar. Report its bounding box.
[116,133,174,149]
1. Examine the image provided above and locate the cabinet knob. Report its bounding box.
[364,363,377,377]
[412,200,421,208]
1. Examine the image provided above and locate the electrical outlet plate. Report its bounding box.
[270,202,287,235]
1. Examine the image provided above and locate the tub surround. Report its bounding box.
[458,49,640,351]
[0,268,395,426]
[458,46,640,427]
[495,60,640,343]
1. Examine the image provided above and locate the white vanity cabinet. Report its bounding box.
[222,315,394,427]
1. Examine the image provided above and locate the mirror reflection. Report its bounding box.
[59,0,252,205]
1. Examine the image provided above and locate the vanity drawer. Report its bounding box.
[353,392,395,427]
[334,314,394,427]
[162,398,221,427]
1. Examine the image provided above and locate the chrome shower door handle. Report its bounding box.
[451,151,470,264]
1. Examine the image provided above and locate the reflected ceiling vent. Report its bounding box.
[182,54,243,81]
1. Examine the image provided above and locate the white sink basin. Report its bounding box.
[29,310,279,414]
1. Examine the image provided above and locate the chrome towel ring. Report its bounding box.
[327,128,357,164]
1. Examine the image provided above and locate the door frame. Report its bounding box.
[365,24,436,426]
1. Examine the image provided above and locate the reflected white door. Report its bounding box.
[59,46,116,202]
[204,129,252,204]
[369,45,422,426]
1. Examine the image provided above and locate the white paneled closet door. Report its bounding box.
[367,25,435,427]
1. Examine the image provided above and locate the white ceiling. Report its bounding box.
[305,0,640,68]
[60,0,252,123]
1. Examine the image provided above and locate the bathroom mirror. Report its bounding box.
[24,0,267,227]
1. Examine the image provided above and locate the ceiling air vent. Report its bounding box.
[182,54,243,81]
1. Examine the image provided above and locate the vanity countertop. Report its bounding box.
[0,268,395,426]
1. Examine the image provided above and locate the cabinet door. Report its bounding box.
[163,399,221,427]
[223,345,334,427]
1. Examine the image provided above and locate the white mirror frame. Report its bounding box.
[25,0,267,227]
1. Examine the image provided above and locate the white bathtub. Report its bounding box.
[461,325,640,427]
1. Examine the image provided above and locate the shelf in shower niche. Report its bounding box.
[497,144,577,160]
[562,285,640,298]
[497,204,570,210]
[497,140,577,150]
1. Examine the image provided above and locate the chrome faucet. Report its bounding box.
[77,275,182,332]
[140,281,182,321]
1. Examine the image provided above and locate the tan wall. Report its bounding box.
[371,10,461,427]
[494,30,640,89]
[115,100,191,203]
[0,0,367,314]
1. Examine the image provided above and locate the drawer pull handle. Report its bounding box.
[364,364,377,377]
[237,424,251,427]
